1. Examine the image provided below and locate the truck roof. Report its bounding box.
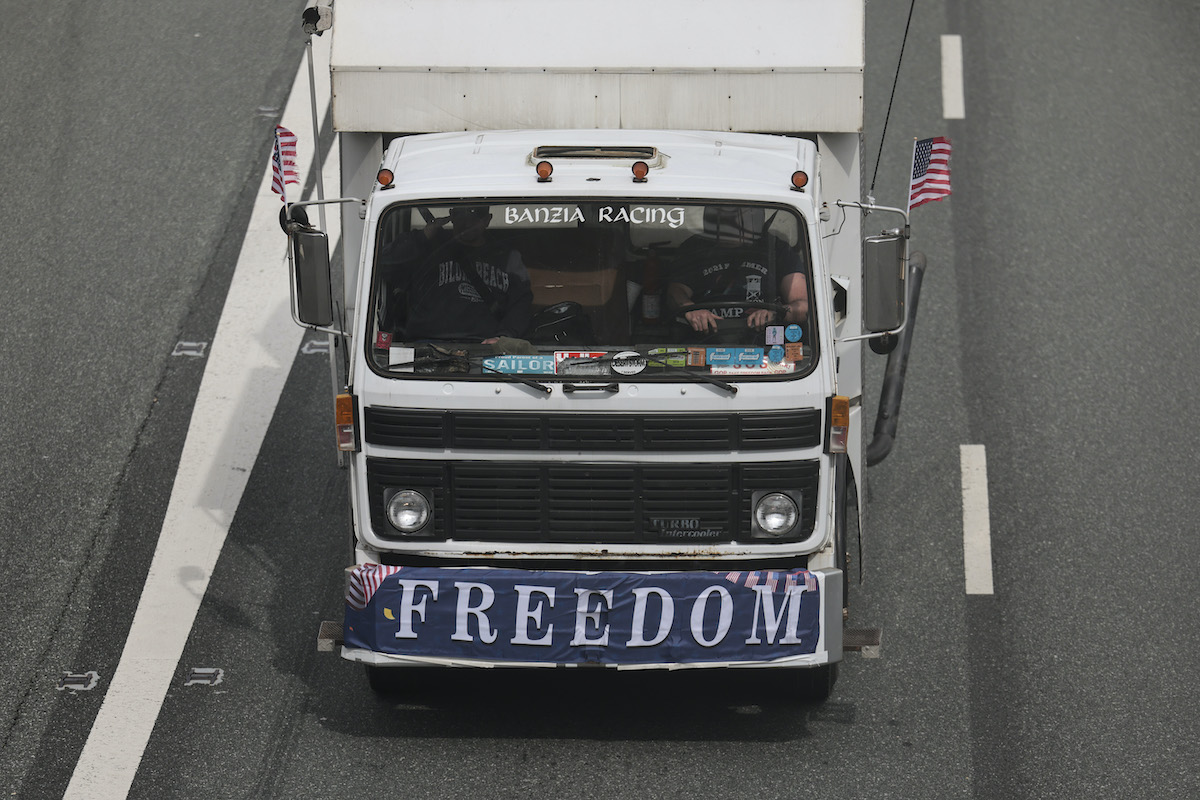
[329,0,864,134]
[379,129,819,201]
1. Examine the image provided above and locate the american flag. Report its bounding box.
[908,136,952,212]
[722,569,817,592]
[270,124,300,202]
[346,563,403,610]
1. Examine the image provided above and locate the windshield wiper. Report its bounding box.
[478,364,552,394]
[389,348,552,394]
[570,353,738,395]
[646,359,738,395]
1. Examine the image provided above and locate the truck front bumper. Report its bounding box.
[337,564,842,670]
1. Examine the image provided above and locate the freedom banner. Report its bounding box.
[344,565,822,665]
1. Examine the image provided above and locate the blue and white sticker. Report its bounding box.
[785,324,803,343]
[706,348,734,365]
[483,355,556,374]
[767,345,785,363]
[735,347,765,365]
[706,347,764,366]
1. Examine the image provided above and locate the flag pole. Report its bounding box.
[305,33,326,231]
[301,4,344,466]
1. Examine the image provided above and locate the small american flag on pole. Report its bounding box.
[270,124,300,202]
[346,563,403,610]
[908,136,952,212]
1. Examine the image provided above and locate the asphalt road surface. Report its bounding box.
[3,1,1198,798]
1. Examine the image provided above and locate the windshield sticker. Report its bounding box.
[785,324,803,342]
[712,359,797,376]
[765,326,784,345]
[611,351,648,376]
[687,347,707,367]
[785,343,805,362]
[706,347,764,366]
[767,345,785,363]
[555,351,608,375]
[647,347,687,368]
[482,355,557,374]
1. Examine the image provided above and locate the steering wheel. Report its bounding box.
[675,300,791,343]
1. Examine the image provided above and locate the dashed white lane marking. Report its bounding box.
[961,444,994,595]
[63,35,333,800]
[942,34,966,120]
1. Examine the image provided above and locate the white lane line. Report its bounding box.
[63,37,332,800]
[961,444,994,595]
[941,34,966,120]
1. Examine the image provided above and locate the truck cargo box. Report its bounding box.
[328,0,863,134]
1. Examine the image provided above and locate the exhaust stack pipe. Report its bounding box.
[866,251,927,466]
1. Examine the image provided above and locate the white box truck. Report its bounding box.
[295,0,921,700]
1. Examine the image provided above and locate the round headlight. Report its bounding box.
[386,490,430,533]
[755,492,798,535]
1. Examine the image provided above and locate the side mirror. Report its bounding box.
[291,228,334,327]
[863,234,905,332]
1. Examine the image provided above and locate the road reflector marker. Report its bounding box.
[183,668,224,687]
[58,672,100,692]
[171,341,208,358]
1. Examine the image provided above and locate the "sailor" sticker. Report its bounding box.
[482,355,556,374]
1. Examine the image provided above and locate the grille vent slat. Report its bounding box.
[365,409,821,451]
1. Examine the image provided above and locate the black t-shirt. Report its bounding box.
[380,232,533,340]
[670,235,805,306]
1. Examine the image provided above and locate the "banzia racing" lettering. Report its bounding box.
[501,205,686,229]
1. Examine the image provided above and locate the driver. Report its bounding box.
[667,206,808,334]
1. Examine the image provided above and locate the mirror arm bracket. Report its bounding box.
[835,200,910,237]
[288,196,365,229]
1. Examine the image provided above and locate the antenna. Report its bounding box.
[870,0,917,197]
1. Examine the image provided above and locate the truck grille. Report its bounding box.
[363,409,823,451]
[366,458,819,544]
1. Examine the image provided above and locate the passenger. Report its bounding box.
[667,207,808,334]
[379,206,533,343]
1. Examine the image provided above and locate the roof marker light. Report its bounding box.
[791,171,809,191]
[632,161,650,182]
[536,160,553,182]
[377,169,394,188]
